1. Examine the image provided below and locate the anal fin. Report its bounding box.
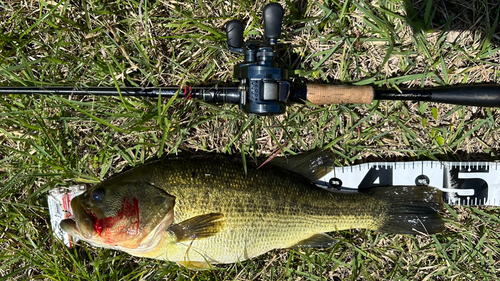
[176,261,212,270]
[291,233,337,248]
[167,213,225,242]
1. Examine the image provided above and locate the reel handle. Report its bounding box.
[263,3,284,44]
[226,20,244,50]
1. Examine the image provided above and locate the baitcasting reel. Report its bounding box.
[225,3,290,115]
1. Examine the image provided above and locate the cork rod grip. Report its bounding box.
[306,84,374,105]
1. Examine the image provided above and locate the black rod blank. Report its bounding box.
[0,86,241,104]
[374,85,500,107]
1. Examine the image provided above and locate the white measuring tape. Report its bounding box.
[317,161,500,206]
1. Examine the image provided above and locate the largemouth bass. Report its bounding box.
[60,152,444,269]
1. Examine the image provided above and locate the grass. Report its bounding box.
[1,0,500,279]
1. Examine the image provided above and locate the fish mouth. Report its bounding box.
[60,197,96,239]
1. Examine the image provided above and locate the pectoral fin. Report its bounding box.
[291,233,337,248]
[167,213,225,242]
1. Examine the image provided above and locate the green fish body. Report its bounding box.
[61,153,444,269]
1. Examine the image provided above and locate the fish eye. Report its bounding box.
[92,188,105,202]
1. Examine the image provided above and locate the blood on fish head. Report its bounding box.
[61,179,175,249]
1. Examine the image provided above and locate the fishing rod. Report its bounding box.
[1,3,500,116]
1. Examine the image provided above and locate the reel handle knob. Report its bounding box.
[263,3,284,44]
[226,19,244,50]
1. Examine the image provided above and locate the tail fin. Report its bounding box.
[368,186,444,234]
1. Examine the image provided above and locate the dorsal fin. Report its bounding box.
[270,149,334,182]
